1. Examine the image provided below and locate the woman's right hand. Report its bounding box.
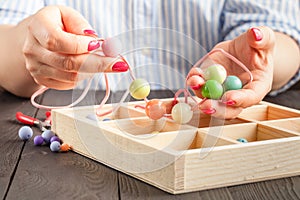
[22,5,128,90]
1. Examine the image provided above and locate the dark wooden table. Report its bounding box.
[1,86,300,200]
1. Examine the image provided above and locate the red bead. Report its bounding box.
[145,99,166,120]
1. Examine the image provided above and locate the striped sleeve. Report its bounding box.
[0,0,45,25]
[221,0,300,46]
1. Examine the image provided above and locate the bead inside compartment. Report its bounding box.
[203,123,300,143]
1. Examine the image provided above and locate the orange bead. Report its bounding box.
[145,99,166,120]
[60,143,71,152]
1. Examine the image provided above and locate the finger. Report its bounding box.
[57,6,96,35]
[42,52,128,73]
[30,6,99,54]
[199,99,243,119]
[186,67,205,97]
[36,64,79,83]
[247,26,275,50]
[221,80,270,108]
[32,75,76,90]
[24,35,128,74]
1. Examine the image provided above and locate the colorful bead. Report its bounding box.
[171,103,193,124]
[223,75,243,91]
[86,114,98,121]
[129,79,150,100]
[41,130,55,144]
[50,141,61,152]
[237,138,248,143]
[33,135,44,146]
[18,126,33,141]
[60,143,71,152]
[50,136,61,143]
[204,64,227,84]
[102,37,122,57]
[145,99,166,120]
[201,80,224,99]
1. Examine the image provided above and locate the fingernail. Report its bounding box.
[201,108,216,115]
[112,61,129,72]
[191,85,201,90]
[223,100,236,106]
[251,27,263,41]
[88,40,100,51]
[83,29,98,37]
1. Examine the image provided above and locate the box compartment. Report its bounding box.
[239,104,300,121]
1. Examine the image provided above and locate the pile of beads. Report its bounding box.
[18,126,71,152]
[197,64,243,100]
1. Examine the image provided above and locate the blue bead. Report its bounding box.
[50,141,61,152]
[86,114,97,121]
[237,138,248,143]
[102,118,111,121]
[41,130,55,143]
[18,126,33,141]
[34,135,44,146]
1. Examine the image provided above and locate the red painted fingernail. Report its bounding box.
[251,27,263,41]
[201,108,216,115]
[83,29,98,37]
[88,40,100,51]
[191,85,201,90]
[112,61,129,72]
[224,100,236,106]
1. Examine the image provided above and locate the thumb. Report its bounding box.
[58,6,97,36]
[247,26,275,51]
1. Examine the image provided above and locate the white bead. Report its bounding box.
[171,103,193,124]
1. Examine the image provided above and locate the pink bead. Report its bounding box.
[145,99,166,120]
[102,37,123,57]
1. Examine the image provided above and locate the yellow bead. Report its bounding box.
[129,79,150,100]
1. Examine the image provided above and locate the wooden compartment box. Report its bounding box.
[51,101,300,194]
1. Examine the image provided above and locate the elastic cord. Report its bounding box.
[31,77,94,110]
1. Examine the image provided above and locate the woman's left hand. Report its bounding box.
[187,26,275,119]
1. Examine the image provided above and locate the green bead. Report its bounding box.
[223,76,242,91]
[201,80,224,99]
[204,64,227,84]
[129,79,150,100]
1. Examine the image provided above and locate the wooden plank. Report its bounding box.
[6,144,119,200]
[0,91,39,200]
[229,178,300,200]
[118,172,233,200]
[263,89,300,110]
[6,90,119,200]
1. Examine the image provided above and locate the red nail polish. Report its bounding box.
[225,100,236,106]
[191,85,201,90]
[83,29,98,37]
[112,61,129,72]
[251,27,263,41]
[201,108,216,115]
[88,40,100,51]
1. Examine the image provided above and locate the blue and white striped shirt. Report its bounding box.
[1,0,299,95]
